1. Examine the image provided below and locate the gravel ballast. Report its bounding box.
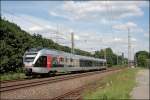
[1,69,122,99]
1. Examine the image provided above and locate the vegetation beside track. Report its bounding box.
[83,68,139,99]
[0,72,26,81]
[0,66,125,81]
[111,64,128,68]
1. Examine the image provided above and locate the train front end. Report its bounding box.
[23,48,52,76]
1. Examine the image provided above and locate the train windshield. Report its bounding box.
[25,57,35,62]
[24,53,37,62]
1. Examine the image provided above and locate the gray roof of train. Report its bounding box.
[28,48,106,62]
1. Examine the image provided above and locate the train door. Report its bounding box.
[47,55,52,70]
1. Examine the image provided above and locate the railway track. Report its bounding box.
[1,79,27,84]
[53,85,83,100]
[0,67,124,93]
[1,72,69,84]
[53,81,106,100]
[52,72,110,100]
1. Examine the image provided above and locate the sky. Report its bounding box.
[1,0,149,59]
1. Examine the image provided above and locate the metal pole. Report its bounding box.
[128,27,131,67]
[122,52,124,65]
[117,53,118,65]
[104,48,107,67]
[104,49,106,60]
[134,53,137,67]
[71,32,74,54]
[71,32,74,67]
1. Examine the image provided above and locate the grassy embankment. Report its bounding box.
[83,68,140,99]
[0,72,26,81]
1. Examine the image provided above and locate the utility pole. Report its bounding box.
[104,48,107,67]
[117,53,118,65]
[104,48,107,60]
[132,48,135,67]
[71,32,75,67]
[134,53,137,67]
[71,32,74,54]
[122,52,124,65]
[128,27,131,67]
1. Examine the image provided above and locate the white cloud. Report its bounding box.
[112,21,144,33]
[114,37,122,42]
[49,11,74,21]
[63,1,147,21]
[49,11,59,17]
[29,26,43,31]
[131,37,137,42]
[112,22,137,30]
[74,34,80,40]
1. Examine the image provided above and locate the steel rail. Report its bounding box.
[52,68,125,100]
[0,67,124,92]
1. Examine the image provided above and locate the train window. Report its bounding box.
[34,56,47,67]
[94,61,96,66]
[24,57,35,62]
[65,58,68,62]
[52,57,57,66]
[100,62,103,66]
[70,58,73,62]
[60,57,64,62]
[96,62,98,66]
[52,57,64,67]
[25,53,37,55]
[103,62,106,66]
[79,59,84,67]
[87,60,90,67]
[79,59,92,67]
[94,61,97,66]
[92,61,95,66]
[80,59,105,67]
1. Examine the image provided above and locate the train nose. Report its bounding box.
[24,62,33,68]
[24,62,34,76]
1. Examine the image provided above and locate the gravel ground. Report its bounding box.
[131,69,149,99]
[1,70,122,99]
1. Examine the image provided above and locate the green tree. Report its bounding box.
[135,51,149,68]
[94,48,126,67]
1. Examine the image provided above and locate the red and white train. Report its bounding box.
[23,48,107,76]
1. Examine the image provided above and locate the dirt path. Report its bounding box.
[131,69,149,99]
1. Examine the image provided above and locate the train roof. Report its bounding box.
[26,48,106,62]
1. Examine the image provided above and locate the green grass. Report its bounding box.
[111,64,128,68]
[0,72,26,81]
[83,68,139,99]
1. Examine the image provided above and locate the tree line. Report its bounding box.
[94,48,128,67]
